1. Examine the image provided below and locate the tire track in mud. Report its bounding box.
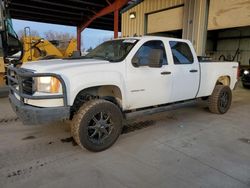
[0,150,84,187]
[0,117,19,124]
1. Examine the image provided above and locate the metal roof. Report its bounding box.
[7,0,138,31]
[121,0,143,13]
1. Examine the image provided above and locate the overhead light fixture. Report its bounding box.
[129,12,136,19]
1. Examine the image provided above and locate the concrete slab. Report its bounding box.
[0,86,249,188]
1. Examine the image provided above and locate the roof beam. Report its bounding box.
[12,14,76,26]
[11,2,84,16]
[10,8,82,21]
[79,0,130,31]
[98,15,115,20]
[14,15,116,30]
[67,0,106,7]
[77,0,128,50]
[12,14,117,29]
[30,0,95,11]
[91,20,114,26]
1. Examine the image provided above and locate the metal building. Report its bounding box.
[121,0,250,66]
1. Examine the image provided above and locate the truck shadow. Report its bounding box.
[122,120,156,134]
[59,120,156,146]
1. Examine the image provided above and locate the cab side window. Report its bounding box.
[170,41,194,64]
[133,40,168,66]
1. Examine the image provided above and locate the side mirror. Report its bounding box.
[132,56,140,67]
[148,49,163,68]
[7,33,23,60]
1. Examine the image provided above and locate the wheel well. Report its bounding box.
[216,76,230,86]
[70,85,122,118]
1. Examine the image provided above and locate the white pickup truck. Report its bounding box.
[8,36,239,151]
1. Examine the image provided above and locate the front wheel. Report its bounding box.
[71,99,123,152]
[208,85,232,114]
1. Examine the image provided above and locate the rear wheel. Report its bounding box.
[209,85,232,114]
[71,99,123,152]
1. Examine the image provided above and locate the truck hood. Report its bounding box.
[21,58,110,73]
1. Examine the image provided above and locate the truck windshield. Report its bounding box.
[85,39,138,62]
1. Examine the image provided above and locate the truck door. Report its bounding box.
[169,41,199,101]
[126,40,173,109]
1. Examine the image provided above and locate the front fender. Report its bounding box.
[65,71,126,108]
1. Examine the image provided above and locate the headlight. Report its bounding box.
[35,76,62,93]
[244,70,249,75]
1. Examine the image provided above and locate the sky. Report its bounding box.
[12,19,115,50]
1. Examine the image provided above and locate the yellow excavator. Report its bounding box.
[0,0,77,96]
[21,27,77,62]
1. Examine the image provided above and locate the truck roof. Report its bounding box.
[115,36,191,43]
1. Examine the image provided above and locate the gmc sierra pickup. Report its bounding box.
[7,36,239,151]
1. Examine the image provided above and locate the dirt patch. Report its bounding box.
[61,137,77,146]
[22,136,36,140]
[0,117,19,124]
[7,161,47,178]
[239,138,250,144]
[122,120,155,134]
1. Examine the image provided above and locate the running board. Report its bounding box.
[125,100,197,119]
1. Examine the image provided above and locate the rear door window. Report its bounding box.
[169,41,194,64]
[133,40,168,66]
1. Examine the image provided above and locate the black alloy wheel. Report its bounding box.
[87,112,113,144]
[72,99,123,152]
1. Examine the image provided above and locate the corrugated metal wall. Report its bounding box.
[206,27,250,65]
[121,0,184,37]
[147,6,184,33]
[122,0,250,63]
[208,0,250,30]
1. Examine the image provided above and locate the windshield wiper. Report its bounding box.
[63,56,90,60]
[87,55,115,62]
[64,55,117,62]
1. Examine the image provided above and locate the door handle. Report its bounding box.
[161,71,171,75]
[189,69,198,73]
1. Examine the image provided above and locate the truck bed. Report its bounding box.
[197,62,238,97]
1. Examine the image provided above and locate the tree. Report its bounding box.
[17,29,40,39]
[43,30,76,49]
[86,47,93,52]
[43,30,75,41]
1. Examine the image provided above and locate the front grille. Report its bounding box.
[7,67,34,95]
[22,77,34,95]
[7,66,67,106]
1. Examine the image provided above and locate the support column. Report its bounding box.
[182,0,209,56]
[193,0,209,56]
[182,0,195,41]
[78,0,129,39]
[114,9,119,38]
[77,26,81,51]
